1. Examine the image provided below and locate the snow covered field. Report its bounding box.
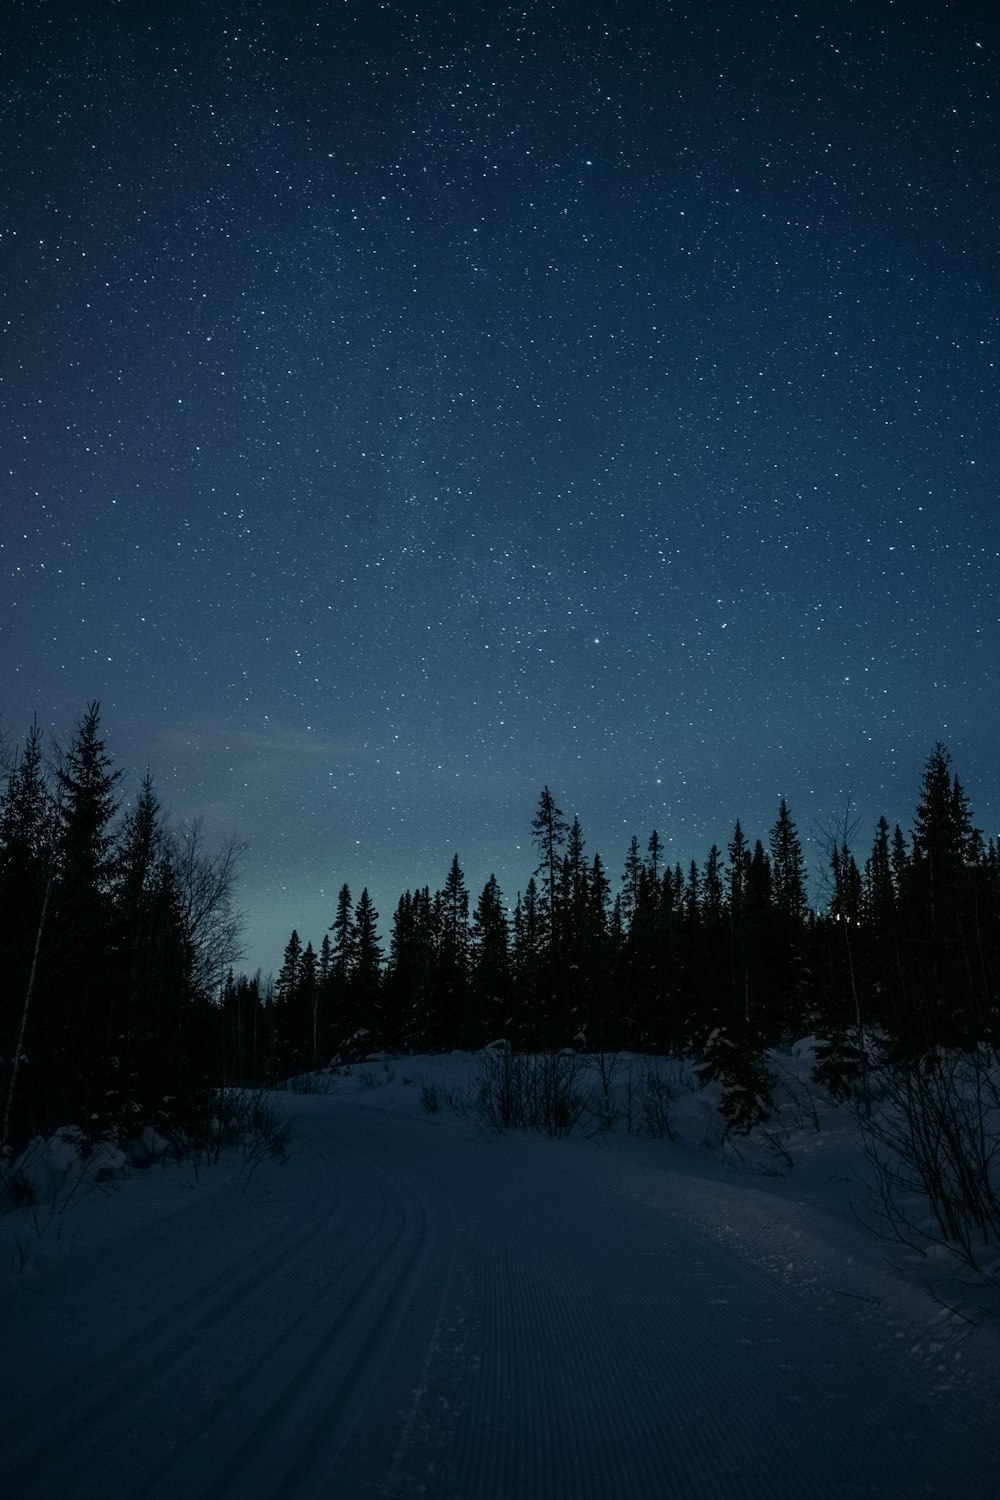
[2,1050,998,1499]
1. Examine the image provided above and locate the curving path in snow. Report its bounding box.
[2,1086,997,1499]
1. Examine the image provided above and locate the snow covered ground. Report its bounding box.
[2,1049,998,1499]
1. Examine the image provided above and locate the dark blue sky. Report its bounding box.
[3,1,998,973]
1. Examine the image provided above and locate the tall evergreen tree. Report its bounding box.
[1,722,57,1148]
[511,877,544,1042]
[769,798,807,927]
[330,883,356,981]
[351,888,383,1050]
[49,703,123,1122]
[620,834,644,931]
[531,786,568,951]
[470,874,511,1044]
[901,744,991,1046]
[435,855,470,1046]
[275,930,303,1006]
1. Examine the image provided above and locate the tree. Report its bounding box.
[531,786,568,949]
[44,704,123,1124]
[901,744,992,1047]
[435,855,470,1045]
[351,888,383,1049]
[170,818,246,999]
[329,883,356,982]
[440,855,470,968]
[300,941,319,1068]
[620,834,643,931]
[1,722,56,1133]
[274,930,303,1074]
[511,877,544,1043]
[647,829,664,885]
[814,842,869,1102]
[55,702,122,895]
[769,798,807,927]
[276,930,303,1005]
[470,875,511,1044]
[113,774,189,1085]
[1,722,57,1151]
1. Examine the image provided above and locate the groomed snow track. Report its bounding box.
[2,1090,997,1498]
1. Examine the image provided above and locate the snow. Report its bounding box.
[1,1050,998,1498]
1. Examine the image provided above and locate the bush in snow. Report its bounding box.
[419,1080,442,1113]
[1,1126,127,1211]
[476,1049,585,1137]
[856,1042,1000,1286]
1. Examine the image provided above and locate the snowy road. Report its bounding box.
[2,1085,997,1499]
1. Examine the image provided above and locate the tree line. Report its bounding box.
[262,746,1000,1128]
[3,704,998,1153]
[1,704,243,1156]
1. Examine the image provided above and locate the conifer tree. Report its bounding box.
[330,883,356,981]
[470,875,511,1044]
[351,888,383,1051]
[1,722,57,1148]
[769,798,807,927]
[620,834,643,931]
[300,941,319,1068]
[531,786,568,952]
[276,930,303,1005]
[901,744,991,1046]
[512,877,543,1042]
[49,704,123,1121]
[647,829,663,884]
[435,855,470,1046]
[113,774,189,1097]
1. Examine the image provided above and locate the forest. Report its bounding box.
[2,703,999,1158]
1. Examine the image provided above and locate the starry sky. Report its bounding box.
[3,1,998,975]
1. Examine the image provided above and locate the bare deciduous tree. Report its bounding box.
[170,818,248,998]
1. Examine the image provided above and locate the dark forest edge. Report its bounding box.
[2,705,999,1281]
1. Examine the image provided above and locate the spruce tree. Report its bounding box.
[903,744,991,1046]
[436,855,470,1046]
[351,888,383,1051]
[330,883,356,981]
[470,875,511,1044]
[531,786,568,952]
[51,703,123,1125]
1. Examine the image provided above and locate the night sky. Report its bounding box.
[3,2,998,975]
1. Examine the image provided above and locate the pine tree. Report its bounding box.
[49,703,123,1124]
[620,834,643,931]
[300,941,319,1068]
[1,721,57,1149]
[330,883,356,981]
[440,855,470,968]
[814,843,869,1101]
[351,888,383,1052]
[470,875,511,1044]
[435,855,470,1046]
[55,702,122,894]
[113,774,189,1102]
[769,798,806,927]
[531,786,568,952]
[512,877,543,1043]
[901,744,991,1046]
[276,929,303,1004]
[647,829,663,884]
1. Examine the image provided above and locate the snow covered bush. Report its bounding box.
[1,1126,127,1211]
